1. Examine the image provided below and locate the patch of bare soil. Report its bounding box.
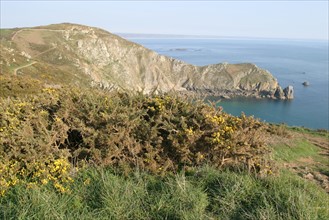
[12,29,46,44]
[12,29,47,57]
[283,157,328,193]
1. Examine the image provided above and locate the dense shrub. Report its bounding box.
[1,85,271,195]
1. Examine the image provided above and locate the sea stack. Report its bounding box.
[283,85,294,99]
[274,86,285,99]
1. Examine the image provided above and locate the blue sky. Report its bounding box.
[1,0,328,40]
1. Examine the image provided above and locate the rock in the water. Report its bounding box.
[283,85,294,99]
[274,86,285,99]
[302,81,310,86]
[221,95,231,99]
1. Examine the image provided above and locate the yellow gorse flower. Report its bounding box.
[0,158,73,196]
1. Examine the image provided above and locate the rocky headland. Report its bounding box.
[0,23,292,99]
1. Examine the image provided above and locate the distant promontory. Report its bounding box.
[0,23,292,99]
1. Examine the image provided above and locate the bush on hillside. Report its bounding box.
[0,85,271,194]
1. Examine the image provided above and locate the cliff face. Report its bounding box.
[0,23,289,99]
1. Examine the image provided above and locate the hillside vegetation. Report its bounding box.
[1,75,328,219]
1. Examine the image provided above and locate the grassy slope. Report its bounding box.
[269,126,329,195]
[1,167,328,220]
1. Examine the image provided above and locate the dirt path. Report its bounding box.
[12,46,55,76]
[13,61,37,76]
[34,46,56,58]
[11,29,24,41]
[11,29,64,76]
[11,28,65,41]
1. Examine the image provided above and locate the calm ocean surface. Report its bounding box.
[128,38,329,129]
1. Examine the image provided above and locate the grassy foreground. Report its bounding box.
[1,167,328,220]
[1,75,328,219]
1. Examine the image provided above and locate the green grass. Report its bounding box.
[0,29,16,40]
[1,167,328,220]
[271,137,329,182]
[272,139,329,170]
[273,140,320,163]
[289,126,329,138]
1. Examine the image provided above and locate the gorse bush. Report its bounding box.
[0,89,73,195]
[1,83,271,195]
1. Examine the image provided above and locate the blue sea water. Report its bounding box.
[128,38,329,129]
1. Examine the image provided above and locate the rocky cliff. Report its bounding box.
[0,23,291,99]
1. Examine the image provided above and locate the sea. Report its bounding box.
[127,37,329,130]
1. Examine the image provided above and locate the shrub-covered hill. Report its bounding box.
[1,75,328,219]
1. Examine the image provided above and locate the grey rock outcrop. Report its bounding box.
[283,86,294,99]
[274,86,285,99]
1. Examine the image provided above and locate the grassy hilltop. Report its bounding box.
[0,75,328,219]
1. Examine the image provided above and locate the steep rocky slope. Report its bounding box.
[0,23,291,99]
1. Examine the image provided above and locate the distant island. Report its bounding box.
[115,33,290,41]
[114,33,251,39]
[0,23,292,99]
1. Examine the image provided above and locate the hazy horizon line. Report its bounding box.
[0,22,327,42]
[116,32,329,42]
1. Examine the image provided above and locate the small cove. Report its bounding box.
[128,38,329,129]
